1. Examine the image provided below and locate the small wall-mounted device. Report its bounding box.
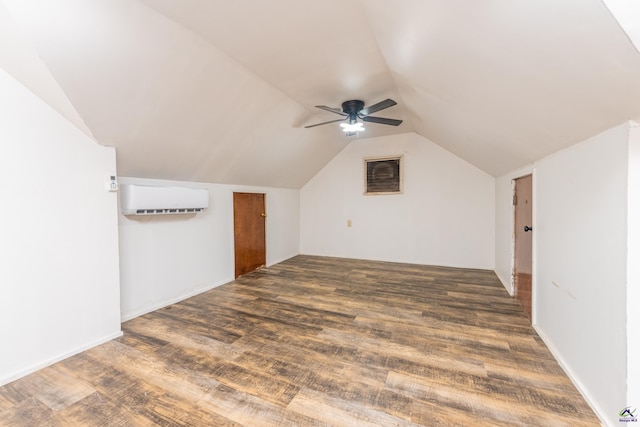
[106,175,118,192]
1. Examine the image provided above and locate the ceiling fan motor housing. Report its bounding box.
[342,100,365,123]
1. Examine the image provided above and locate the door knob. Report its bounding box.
[524,225,532,232]
[260,213,267,218]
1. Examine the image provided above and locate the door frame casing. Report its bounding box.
[511,172,536,324]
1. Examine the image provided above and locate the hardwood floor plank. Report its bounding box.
[6,366,95,411]
[318,327,489,378]
[115,328,170,354]
[0,384,24,412]
[0,397,66,427]
[484,362,576,392]
[54,354,226,426]
[205,384,328,427]
[386,370,598,426]
[0,255,601,426]
[123,317,243,362]
[84,341,315,426]
[55,391,159,427]
[287,387,420,427]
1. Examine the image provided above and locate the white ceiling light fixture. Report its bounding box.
[340,120,365,133]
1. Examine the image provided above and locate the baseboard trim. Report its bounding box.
[122,255,303,322]
[267,253,299,267]
[494,269,514,296]
[0,330,123,387]
[533,324,608,427]
[121,277,233,322]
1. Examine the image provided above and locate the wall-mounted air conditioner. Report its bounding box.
[120,184,209,216]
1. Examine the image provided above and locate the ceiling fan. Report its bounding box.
[305,98,402,136]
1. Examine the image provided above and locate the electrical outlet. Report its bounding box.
[347,219,352,227]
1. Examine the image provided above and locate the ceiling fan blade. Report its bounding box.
[304,118,346,128]
[360,98,397,116]
[361,116,403,126]
[314,105,348,116]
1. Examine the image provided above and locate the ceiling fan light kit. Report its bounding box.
[340,121,365,133]
[305,98,402,136]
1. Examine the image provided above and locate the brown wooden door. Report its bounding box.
[233,192,266,278]
[514,175,533,319]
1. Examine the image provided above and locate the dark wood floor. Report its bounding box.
[0,255,600,426]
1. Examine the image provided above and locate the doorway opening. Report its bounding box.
[513,175,533,319]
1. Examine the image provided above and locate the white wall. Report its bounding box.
[118,177,299,321]
[627,124,640,408]
[300,132,495,269]
[523,123,628,426]
[0,68,121,385]
[494,165,534,293]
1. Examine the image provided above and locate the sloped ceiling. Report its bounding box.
[0,2,94,137]
[3,0,640,187]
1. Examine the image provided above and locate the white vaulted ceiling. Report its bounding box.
[3,0,640,187]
